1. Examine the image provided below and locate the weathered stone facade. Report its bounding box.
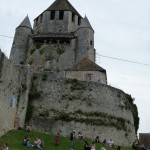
[28,74,136,146]
[0,50,30,136]
[0,0,139,147]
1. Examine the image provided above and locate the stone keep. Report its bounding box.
[0,0,139,147]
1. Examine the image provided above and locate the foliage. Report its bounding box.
[35,43,42,49]
[57,46,65,55]
[28,58,33,65]
[39,48,45,55]
[39,111,49,117]
[0,130,132,150]
[125,95,139,133]
[65,79,86,91]
[42,74,48,81]
[25,103,34,123]
[30,48,36,55]
[52,110,130,131]
[28,81,42,100]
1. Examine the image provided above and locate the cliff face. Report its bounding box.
[27,73,137,146]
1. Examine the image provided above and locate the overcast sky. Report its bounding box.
[0,0,150,134]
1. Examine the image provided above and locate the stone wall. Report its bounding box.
[65,70,107,84]
[28,74,136,146]
[0,51,30,136]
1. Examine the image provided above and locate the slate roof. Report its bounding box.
[66,57,106,72]
[79,15,93,30]
[46,0,82,17]
[17,15,32,29]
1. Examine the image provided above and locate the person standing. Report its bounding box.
[70,130,76,150]
[55,133,60,145]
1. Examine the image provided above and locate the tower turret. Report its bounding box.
[10,16,32,65]
[75,16,95,62]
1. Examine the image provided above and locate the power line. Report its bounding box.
[97,53,150,67]
[0,35,13,38]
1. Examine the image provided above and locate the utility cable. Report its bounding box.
[0,35,13,38]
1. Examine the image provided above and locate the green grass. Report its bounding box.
[0,130,132,150]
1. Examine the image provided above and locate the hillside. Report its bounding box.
[0,130,132,150]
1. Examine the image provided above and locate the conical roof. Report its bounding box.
[79,15,93,30]
[17,15,32,29]
[46,0,82,17]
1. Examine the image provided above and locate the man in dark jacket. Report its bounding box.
[70,130,76,150]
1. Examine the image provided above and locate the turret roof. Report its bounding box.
[46,0,82,17]
[17,15,32,29]
[66,57,106,72]
[79,15,93,30]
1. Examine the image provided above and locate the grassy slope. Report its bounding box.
[0,130,132,150]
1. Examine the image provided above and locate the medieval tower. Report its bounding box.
[0,0,139,147]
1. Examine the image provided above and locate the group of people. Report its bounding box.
[68,130,124,150]
[23,136,44,149]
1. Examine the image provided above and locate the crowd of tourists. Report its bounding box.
[1,127,148,150]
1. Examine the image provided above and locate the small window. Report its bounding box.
[50,11,55,20]
[72,13,75,22]
[35,19,38,27]
[59,11,64,20]
[78,17,81,25]
[86,74,92,81]
[90,40,93,46]
[40,14,43,23]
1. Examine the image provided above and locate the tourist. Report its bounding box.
[101,144,106,150]
[107,139,114,147]
[84,141,91,150]
[33,137,43,149]
[23,135,29,146]
[102,139,106,145]
[95,136,100,143]
[70,130,76,150]
[1,143,8,150]
[26,124,31,132]
[55,133,60,145]
[26,138,34,148]
[91,142,96,150]
[78,132,83,140]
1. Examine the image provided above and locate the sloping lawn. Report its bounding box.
[0,130,132,150]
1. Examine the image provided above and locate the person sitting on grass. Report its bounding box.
[26,138,34,148]
[26,124,31,132]
[95,136,100,143]
[34,137,44,149]
[23,135,30,146]
[107,139,114,147]
[91,142,96,150]
[84,141,91,150]
[101,144,106,150]
[1,143,8,150]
